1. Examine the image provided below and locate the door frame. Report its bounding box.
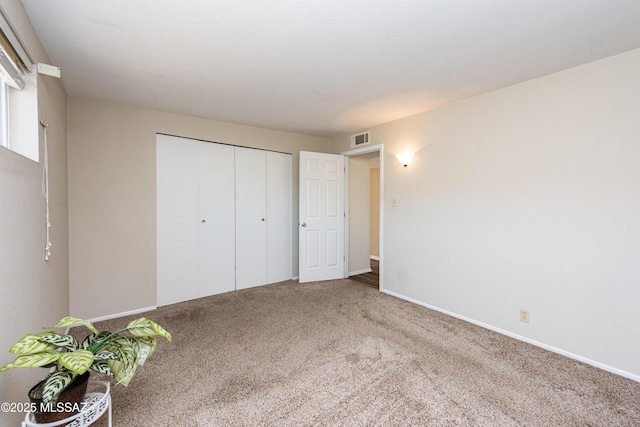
[341,144,384,291]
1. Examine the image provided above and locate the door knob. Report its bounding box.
[300,222,306,227]
[201,220,206,224]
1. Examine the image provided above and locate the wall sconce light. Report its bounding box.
[395,152,414,167]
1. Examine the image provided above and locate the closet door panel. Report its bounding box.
[266,152,292,283]
[156,135,199,306]
[198,142,236,296]
[235,147,267,289]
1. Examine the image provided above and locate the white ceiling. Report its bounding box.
[19,0,640,137]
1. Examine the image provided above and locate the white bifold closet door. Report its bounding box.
[235,148,267,289]
[157,135,235,306]
[198,142,236,296]
[266,152,293,284]
[235,148,293,289]
[157,134,291,306]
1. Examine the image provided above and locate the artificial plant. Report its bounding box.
[0,316,172,403]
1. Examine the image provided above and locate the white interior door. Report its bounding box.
[299,151,345,283]
[235,147,267,289]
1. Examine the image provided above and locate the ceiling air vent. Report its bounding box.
[350,131,370,148]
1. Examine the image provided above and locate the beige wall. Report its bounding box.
[0,1,69,425]
[347,156,371,274]
[370,166,380,258]
[329,49,640,379]
[67,98,328,319]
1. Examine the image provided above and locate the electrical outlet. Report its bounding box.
[392,198,397,207]
[519,309,530,323]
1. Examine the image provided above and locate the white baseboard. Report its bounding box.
[87,306,157,323]
[370,255,380,261]
[349,268,372,276]
[381,289,640,383]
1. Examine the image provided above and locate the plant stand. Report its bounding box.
[22,381,111,427]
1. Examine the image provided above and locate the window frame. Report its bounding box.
[0,80,9,149]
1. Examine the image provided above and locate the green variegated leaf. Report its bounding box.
[108,359,137,386]
[90,361,115,378]
[101,343,126,366]
[93,350,118,362]
[59,350,94,374]
[102,336,136,376]
[51,316,98,335]
[109,335,136,358]
[8,333,57,355]
[38,333,80,352]
[82,331,110,350]
[41,370,76,404]
[135,336,157,366]
[126,318,172,342]
[0,352,60,372]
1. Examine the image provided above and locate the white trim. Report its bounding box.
[342,144,383,156]
[86,306,157,323]
[381,289,640,382]
[349,268,372,276]
[343,155,350,279]
[379,148,384,291]
[341,144,384,291]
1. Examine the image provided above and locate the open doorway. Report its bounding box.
[342,145,383,290]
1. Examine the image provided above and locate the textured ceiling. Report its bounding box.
[19,0,640,137]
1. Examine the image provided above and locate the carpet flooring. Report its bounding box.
[90,280,639,426]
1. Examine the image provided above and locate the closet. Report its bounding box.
[156,134,292,306]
